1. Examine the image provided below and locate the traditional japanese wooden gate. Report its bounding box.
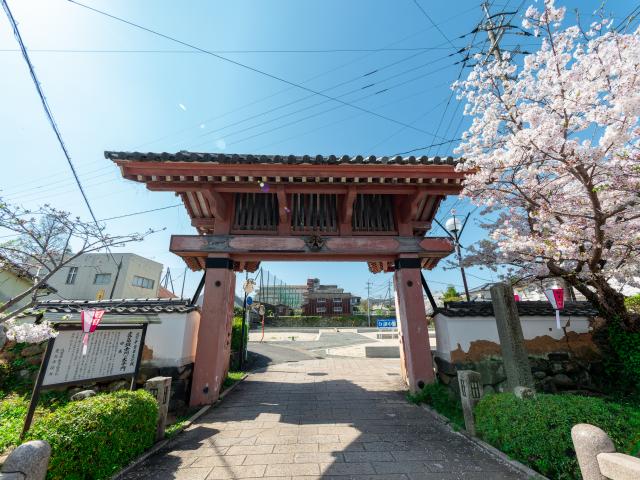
[108,151,464,406]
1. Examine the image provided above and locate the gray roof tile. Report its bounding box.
[32,298,198,315]
[105,151,459,166]
[436,301,597,317]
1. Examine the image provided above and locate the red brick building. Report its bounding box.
[302,278,360,316]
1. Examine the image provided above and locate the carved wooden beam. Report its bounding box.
[202,188,226,219]
[276,186,288,224]
[341,187,357,225]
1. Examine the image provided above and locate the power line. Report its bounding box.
[196,59,460,151]
[68,0,451,140]
[99,204,182,222]
[0,46,466,54]
[2,0,119,268]
[181,48,457,150]
[411,0,458,49]
[128,3,481,151]
[253,82,449,152]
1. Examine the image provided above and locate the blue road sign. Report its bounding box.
[377,318,397,329]
[246,296,253,306]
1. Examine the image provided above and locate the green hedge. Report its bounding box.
[26,390,158,480]
[231,316,246,352]
[475,393,640,480]
[266,315,390,328]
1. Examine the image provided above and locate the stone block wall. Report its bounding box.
[435,352,604,398]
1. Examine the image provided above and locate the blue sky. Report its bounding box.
[1,0,635,300]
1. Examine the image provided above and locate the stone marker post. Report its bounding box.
[0,440,51,480]
[490,283,534,390]
[144,376,172,441]
[457,370,483,435]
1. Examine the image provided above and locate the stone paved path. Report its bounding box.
[123,358,526,479]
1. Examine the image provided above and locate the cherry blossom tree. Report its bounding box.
[454,1,640,330]
[0,199,155,343]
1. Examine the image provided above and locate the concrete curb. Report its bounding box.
[111,373,249,480]
[418,404,548,480]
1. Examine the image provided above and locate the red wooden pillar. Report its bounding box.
[190,257,236,407]
[393,257,435,392]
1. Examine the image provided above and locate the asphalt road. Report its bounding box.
[247,331,373,370]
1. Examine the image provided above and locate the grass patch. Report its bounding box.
[475,392,640,480]
[407,381,464,430]
[222,371,245,391]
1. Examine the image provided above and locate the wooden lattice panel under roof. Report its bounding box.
[107,151,464,235]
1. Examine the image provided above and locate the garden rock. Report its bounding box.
[533,371,547,380]
[26,355,43,366]
[548,352,570,362]
[1,440,51,480]
[71,390,96,401]
[20,344,43,357]
[108,380,129,392]
[513,386,535,399]
[552,373,575,389]
[0,327,6,350]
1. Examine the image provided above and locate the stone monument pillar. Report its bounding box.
[490,283,534,390]
[457,370,483,435]
[144,376,172,441]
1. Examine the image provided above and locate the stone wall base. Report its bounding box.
[434,352,604,398]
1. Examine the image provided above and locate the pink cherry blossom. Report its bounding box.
[454,1,640,327]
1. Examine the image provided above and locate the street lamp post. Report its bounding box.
[445,216,471,302]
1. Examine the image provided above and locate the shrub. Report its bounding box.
[231,316,246,352]
[475,393,640,480]
[604,319,640,395]
[27,390,158,480]
[626,293,640,314]
[407,382,464,429]
[0,395,29,453]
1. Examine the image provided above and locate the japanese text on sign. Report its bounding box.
[42,328,143,387]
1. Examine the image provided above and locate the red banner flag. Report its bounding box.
[81,309,105,355]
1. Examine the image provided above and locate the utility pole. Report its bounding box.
[452,219,471,302]
[180,267,187,298]
[366,281,372,327]
[481,1,505,62]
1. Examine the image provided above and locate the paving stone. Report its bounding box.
[243,453,294,465]
[264,463,320,477]
[190,455,245,467]
[121,358,525,480]
[226,444,273,456]
[207,464,267,479]
[320,462,377,475]
[293,452,344,463]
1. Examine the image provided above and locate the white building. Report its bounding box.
[46,253,163,301]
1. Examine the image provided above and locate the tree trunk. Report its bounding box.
[565,275,638,331]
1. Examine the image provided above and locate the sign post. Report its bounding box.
[377,318,397,329]
[21,324,147,438]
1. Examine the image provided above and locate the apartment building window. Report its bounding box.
[317,298,326,303]
[65,266,78,284]
[333,298,341,303]
[93,273,111,285]
[316,307,326,313]
[132,275,155,289]
[333,307,343,313]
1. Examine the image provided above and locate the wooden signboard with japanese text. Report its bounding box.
[21,324,147,438]
[42,326,145,387]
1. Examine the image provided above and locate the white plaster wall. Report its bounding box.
[434,313,591,361]
[143,310,200,367]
